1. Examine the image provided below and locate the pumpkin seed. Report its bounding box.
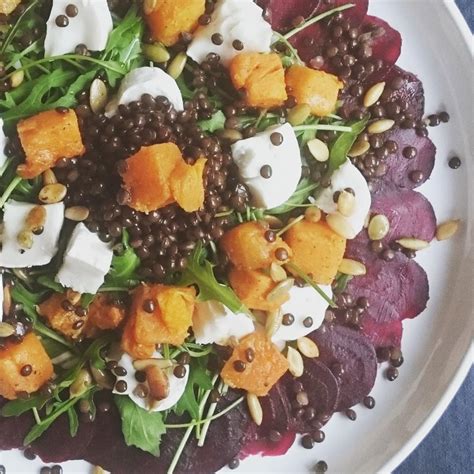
[326,213,355,239]
[396,238,430,251]
[143,0,158,14]
[307,138,329,162]
[337,190,355,217]
[167,52,187,79]
[287,346,304,377]
[304,206,321,223]
[93,467,105,474]
[10,69,24,88]
[266,278,294,302]
[65,206,90,222]
[66,289,82,305]
[270,262,287,283]
[89,78,108,114]
[133,358,174,371]
[143,43,170,63]
[217,129,243,143]
[3,283,12,316]
[348,138,370,157]
[367,119,395,134]
[338,258,367,276]
[39,183,67,204]
[70,369,92,398]
[288,104,311,126]
[246,392,263,426]
[42,169,57,185]
[363,81,386,108]
[263,215,284,228]
[90,366,114,390]
[17,230,34,249]
[297,337,319,358]
[146,365,170,401]
[436,220,460,241]
[368,214,390,240]
[0,322,15,338]
[25,205,47,233]
[265,309,282,338]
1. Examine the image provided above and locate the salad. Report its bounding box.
[0,0,462,473]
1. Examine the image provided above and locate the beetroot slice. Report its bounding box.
[0,398,34,451]
[372,128,436,190]
[240,425,296,458]
[308,325,377,410]
[256,0,322,33]
[360,317,403,350]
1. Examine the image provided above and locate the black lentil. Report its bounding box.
[363,395,376,409]
[245,347,255,363]
[40,468,51,474]
[282,313,295,326]
[65,4,78,17]
[55,15,69,27]
[313,430,325,443]
[211,33,224,45]
[51,465,63,474]
[302,434,314,449]
[275,247,289,261]
[270,132,284,146]
[142,299,155,313]
[303,317,313,328]
[438,111,450,123]
[315,460,328,472]
[264,229,276,242]
[409,170,424,184]
[233,360,246,372]
[260,164,273,179]
[20,364,32,376]
[115,380,128,392]
[402,146,417,159]
[173,365,187,378]
[228,459,240,470]
[448,156,461,169]
[232,39,244,51]
[386,367,399,381]
[210,388,221,403]
[72,320,84,330]
[23,448,36,460]
[113,366,127,377]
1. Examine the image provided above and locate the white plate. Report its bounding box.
[1,0,473,472]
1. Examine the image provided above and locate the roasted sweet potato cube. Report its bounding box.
[228,267,290,311]
[0,0,21,15]
[221,332,288,396]
[121,316,156,360]
[17,109,85,179]
[84,294,126,337]
[0,333,54,400]
[120,143,182,213]
[220,221,292,270]
[170,157,207,212]
[284,220,346,285]
[230,53,287,108]
[38,291,88,340]
[145,0,205,46]
[285,65,343,117]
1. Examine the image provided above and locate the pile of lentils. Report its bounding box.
[53,90,249,279]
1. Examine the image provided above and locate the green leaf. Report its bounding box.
[114,395,166,457]
[105,231,140,287]
[178,243,248,315]
[67,407,79,437]
[1,394,48,417]
[328,117,368,172]
[37,275,65,293]
[198,111,226,133]
[266,179,319,215]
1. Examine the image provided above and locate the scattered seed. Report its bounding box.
[288,104,311,126]
[307,138,329,162]
[436,220,460,241]
[0,322,15,337]
[265,309,283,338]
[270,261,287,282]
[217,129,243,143]
[338,258,367,276]
[287,346,304,377]
[326,213,355,239]
[89,78,108,114]
[143,0,158,14]
[246,392,263,425]
[368,214,390,240]
[25,206,47,233]
[146,365,170,400]
[266,278,294,302]
[65,206,90,222]
[10,69,24,88]
[42,169,58,185]
[367,119,395,134]
[3,284,12,316]
[133,358,173,371]
[304,206,321,223]
[348,138,370,157]
[38,183,67,204]
[363,81,385,107]
[70,369,92,397]
[396,238,430,251]
[143,43,170,63]
[337,190,356,217]
[17,230,34,250]
[297,337,319,358]
[167,52,187,79]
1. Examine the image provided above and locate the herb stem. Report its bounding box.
[283,3,355,40]
[166,425,194,474]
[0,176,23,208]
[276,215,305,237]
[286,262,337,308]
[32,407,41,424]
[272,32,303,65]
[293,124,353,133]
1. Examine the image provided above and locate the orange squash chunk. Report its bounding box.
[170,157,207,212]
[17,109,85,179]
[284,220,346,285]
[285,65,343,117]
[0,333,54,400]
[230,53,287,109]
[120,143,182,213]
[145,0,205,46]
[84,294,126,337]
[220,221,291,271]
[121,284,196,358]
[228,267,290,311]
[221,332,288,396]
[0,0,21,15]
[38,291,88,340]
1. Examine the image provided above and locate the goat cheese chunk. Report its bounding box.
[113,351,189,412]
[0,201,64,268]
[187,0,273,66]
[193,300,255,345]
[272,286,332,344]
[0,119,7,169]
[314,160,372,239]
[44,0,113,57]
[231,123,302,209]
[106,67,184,115]
[56,223,113,294]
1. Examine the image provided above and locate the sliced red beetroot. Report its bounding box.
[308,325,377,410]
[0,398,34,450]
[373,128,436,190]
[360,317,403,350]
[240,425,296,458]
[259,378,295,435]
[256,0,321,33]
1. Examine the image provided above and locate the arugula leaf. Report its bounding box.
[198,111,226,133]
[37,275,65,293]
[178,243,248,314]
[114,395,166,457]
[328,117,368,172]
[67,406,79,437]
[1,393,49,417]
[105,231,140,287]
[266,179,319,215]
